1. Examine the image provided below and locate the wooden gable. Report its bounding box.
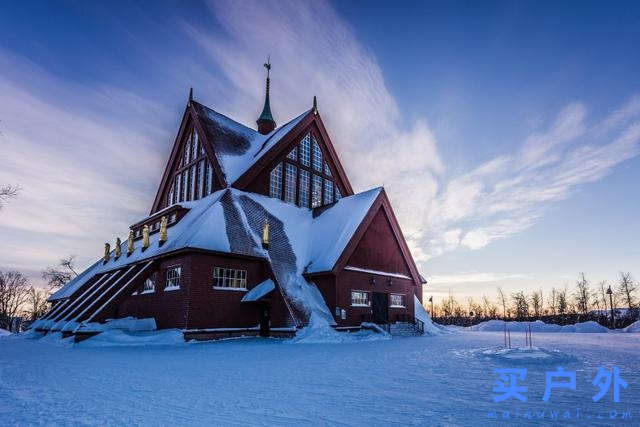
[234,112,354,208]
[332,189,422,286]
[150,103,226,214]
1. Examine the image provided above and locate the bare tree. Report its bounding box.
[0,184,20,210]
[574,273,591,315]
[548,287,557,317]
[26,286,50,321]
[0,271,30,331]
[511,291,529,319]
[497,287,507,319]
[617,272,637,312]
[482,295,498,318]
[557,286,568,317]
[530,290,542,318]
[42,255,78,290]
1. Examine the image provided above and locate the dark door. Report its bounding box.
[259,305,271,337]
[372,292,389,323]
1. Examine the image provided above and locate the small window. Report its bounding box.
[213,267,247,289]
[298,169,310,208]
[142,276,155,293]
[351,291,371,307]
[335,186,342,201]
[324,162,332,176]
[324,179,333,205]
[284,163,297,204]
[165,267,181,290]
[390,294,405,308]
[287,146,298,161]
[170,213,177,223]
[269,163,283,199]
[312,137,322,171]
[300,134,311,167]
[311,174,322,208]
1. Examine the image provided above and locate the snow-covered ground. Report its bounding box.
[1,329,638,425]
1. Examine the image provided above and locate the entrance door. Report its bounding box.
[259,305,271,337]
[372,292,389,323]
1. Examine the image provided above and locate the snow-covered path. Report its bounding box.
[1,331,638,425]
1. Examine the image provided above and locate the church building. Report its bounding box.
[34,63,427,341]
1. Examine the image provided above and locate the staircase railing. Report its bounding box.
[393,313,425,334]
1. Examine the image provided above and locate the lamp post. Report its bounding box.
[428,295,433,316]
[606,286,615,329]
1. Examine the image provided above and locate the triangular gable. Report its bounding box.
[329,189,421,285]
[232,111,354,197]
[150,102,226,214]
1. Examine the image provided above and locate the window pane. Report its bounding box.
[182,170,188,201]
[324,179,333,205]
[284,163,297,204]
[298,169,310,208]
[198,160,205,199]
[176,173,183,202]
[185,139,191,164]
[168,187,174,207]
[191,130,198,160]
[311,174,322,208]
[189,166,196,201]
[269,163,283,199]
[324,162,331,176]
[287,146,297,161]
[312,137,322,171]
[335,186,342,201]
[300,134,311,167]
[206,162,213,195]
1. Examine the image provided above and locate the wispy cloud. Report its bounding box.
[187,0,640,267]
[1,0,639,290]
[0,50,170,275]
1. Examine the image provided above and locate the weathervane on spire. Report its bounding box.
[264,55,271,80]
[257,55,276,134]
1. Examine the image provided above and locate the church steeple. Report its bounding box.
[257,57,276,135]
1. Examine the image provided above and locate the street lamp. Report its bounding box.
[606,286,615,329]
[428,295,433,316]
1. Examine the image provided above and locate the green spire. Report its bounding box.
[257,57,276,134]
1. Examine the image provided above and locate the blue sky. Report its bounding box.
[0,0,638,302]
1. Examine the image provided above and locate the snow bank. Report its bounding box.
[79,329,185,347]
[560,321,609,333]
[471,319,610,333]
[74,317,157,333]
[413,295,446,335]
[291,314,389,344]
[0,328,11,337]
[624,319,640,332]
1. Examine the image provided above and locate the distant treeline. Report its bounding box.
[431,272,638,329]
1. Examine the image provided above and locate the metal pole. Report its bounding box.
[609,292,615,329]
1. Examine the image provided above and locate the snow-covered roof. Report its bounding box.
[50,187,384,327]
[241,279,275,302]
[192,101,310,185]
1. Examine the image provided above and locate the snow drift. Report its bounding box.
[470,319,610,333]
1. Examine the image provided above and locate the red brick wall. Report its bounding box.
[116,252,293,330]
[332,269,415,327]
